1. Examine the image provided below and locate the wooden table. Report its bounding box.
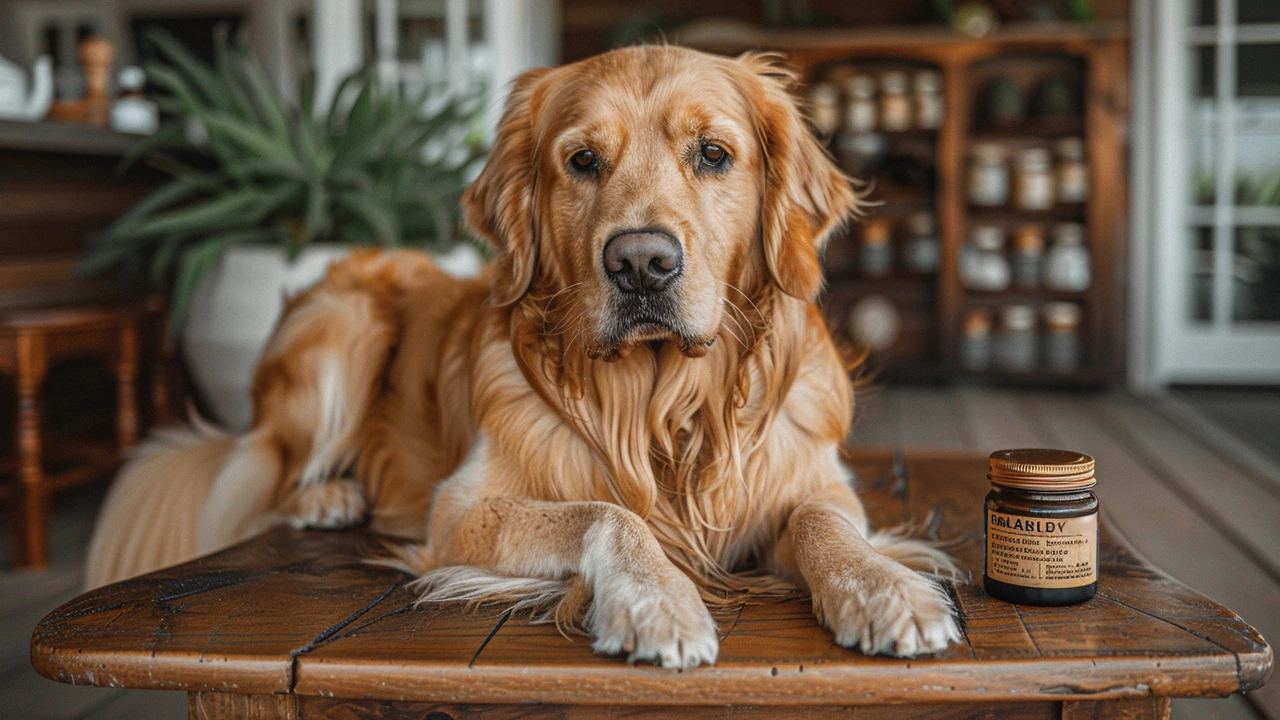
[30,449,1273,719]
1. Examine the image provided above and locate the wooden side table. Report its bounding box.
[31,450,1273,718]
[0,303,148,569]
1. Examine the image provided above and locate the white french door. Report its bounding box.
[1141,0,1280,385]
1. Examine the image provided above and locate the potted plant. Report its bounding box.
[81,29,483,430]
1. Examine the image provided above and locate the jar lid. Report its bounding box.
[1000,304,1036,331]
[1054,222,1085,245]
[809,83,839,104]
[880,71,908,94]
[908,211,935,236]
[1056,137,1085,160]
[913,70,941,93]
[1017,147,1052,168]
[846,74,877,98]
[971,225,1005,250]
[989,448,1096,491]
[1043,301,1082,328]
[972,142,1007,163]
[1014,224,1045,251]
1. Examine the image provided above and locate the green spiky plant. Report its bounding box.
[80,28,484,333]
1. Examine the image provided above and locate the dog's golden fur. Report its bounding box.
[87,46,959,667]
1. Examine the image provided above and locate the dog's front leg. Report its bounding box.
[427,493,720,668]
[771,483,960,658]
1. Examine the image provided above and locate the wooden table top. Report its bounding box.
[31,449,1273,707]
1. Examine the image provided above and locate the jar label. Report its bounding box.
[986,510,1097,588]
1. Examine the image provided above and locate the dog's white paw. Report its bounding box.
[588,570,719,669]
[291,479,369,530]
[812,560,959,658]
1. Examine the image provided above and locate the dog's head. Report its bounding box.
[464,46,859,359]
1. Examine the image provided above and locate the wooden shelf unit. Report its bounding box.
[684,23,1130,386]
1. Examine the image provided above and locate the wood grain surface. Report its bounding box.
[30,450,1273,710]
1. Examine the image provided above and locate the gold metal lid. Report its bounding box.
[988,448,1096,491]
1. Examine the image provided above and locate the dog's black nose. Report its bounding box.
[603,231,682,293]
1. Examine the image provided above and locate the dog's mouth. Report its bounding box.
[587,298,715,361]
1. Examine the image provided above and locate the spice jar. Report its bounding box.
[913,69,944,130]
[848,294,901,352]
[1055,137,1089,204]
[996,304,1038,372]
[984,449,1099,606]
[969,143,1010,207]
[1042,301,1083,371]
[1011,224,1045,289]
[844,74,878,134]
[1015,147,1056,211]
[879,71,913,132]
[960,309,994,371]
[860,217,894,277]
[960,225,1011,291]
[809,82,841,137]
[903,211,940,273]
[1045,223,1091,292]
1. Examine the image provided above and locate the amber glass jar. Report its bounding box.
[984,449,1099,606]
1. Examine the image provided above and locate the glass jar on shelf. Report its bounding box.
[903,211,940,274]
[1012,224,1046,289]
[808,82,840,137]
[879,71,913,132]
[1042,301,1083,371]
[1055,137,1089,204]
[860,217,894,277]
[848,294,902,353]
[1045,223,1091,292]
[969,143,1009,207]
[960,308,994,371]
[996,304,1038,373]
[1015,147,1056,211]
[961,225,1011,291]
[913,69,944,130]
[843,74,878,134]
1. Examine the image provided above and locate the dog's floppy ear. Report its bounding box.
[738,52,862,301]
[463,67,552,306]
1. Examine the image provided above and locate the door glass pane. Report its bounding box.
[1190,226,1214,322]
[1234,227,1280,322]
[1241,0,1280,24]
[1191,0,1216,26]
[1239,45,1280,98]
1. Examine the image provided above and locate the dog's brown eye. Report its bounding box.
[569,149,598,173]
[699,143,729,171]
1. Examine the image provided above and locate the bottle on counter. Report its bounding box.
[860,217,894,277]
[844,74,878,134]
[961,225,1012,291]
[1011,224,1046,289]
[913,69,944,130]
[1042,301,1083,371]
[960,308,994,371]
[879,71,913,132]
[1045,223,1092,292]
[1055,137,1089,204]
[1015,147,1056,211]
[808,82,841,137]
[903,211,940,274]
[996,304,1038,372]
[969,143,1010,207]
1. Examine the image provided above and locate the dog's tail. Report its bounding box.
[83,416,282,590]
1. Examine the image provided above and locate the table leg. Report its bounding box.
[188,692,298,719]
[13,329,48,569]
[1062,697,1172,719]
[115,317,140,450]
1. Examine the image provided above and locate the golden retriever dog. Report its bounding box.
[86,45,959,668]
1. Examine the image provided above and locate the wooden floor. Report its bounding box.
[1,387,1277,719]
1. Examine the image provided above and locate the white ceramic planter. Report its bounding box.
[182,244,484,431]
